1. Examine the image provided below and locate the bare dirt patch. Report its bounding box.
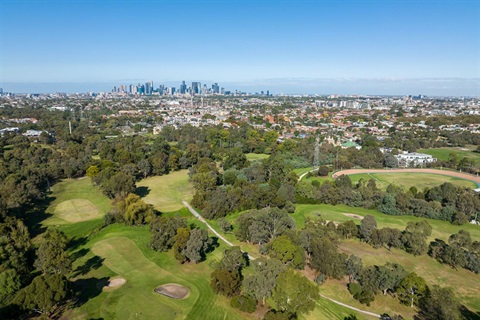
[99,277,126,291]
[343,213,364,220]
[154,283,189,299]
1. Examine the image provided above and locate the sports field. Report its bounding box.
[418,147,480,165]
[137,170,194,212]
[348,172,477,190]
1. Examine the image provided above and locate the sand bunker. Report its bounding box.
[101,277,126,291]
[154,283,189,299]
[343,213,364,220]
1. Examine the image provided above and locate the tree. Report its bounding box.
[359,215,377,242]
[267,235,305,269]
[137,159,152,178]
[210,269,242,297]
[13,274,69,316]
[337,220,358,239]
[223,147,249,170]
[419,286,461,320]
[173,227,191,263]
[243,258,286,305]
[101,171,136,199]
[149,216,187,252]
[396,272,427,307]
[183,229,212,263]
[272,269,319,315]
[448,229,471,249]
[217,246,248,272]
[218,218,232,233]
[120,193,156,225]
[310,237,346,279]
[34,229,71,275]
[345,255,363,283]
[230,294,257,313]
[0,269,21,306]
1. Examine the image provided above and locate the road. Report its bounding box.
[332,168,480,186]
[183,200,381,319]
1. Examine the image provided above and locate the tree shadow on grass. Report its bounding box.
[20,195,55,237]
[74,255,105,277]
[460,305,480,320]
[136,186,150,197]
[70,248,89,261]
[72,276,110,307]
[206,237,220,254]
[68,236,88,251]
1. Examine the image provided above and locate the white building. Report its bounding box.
[395,152,437,167]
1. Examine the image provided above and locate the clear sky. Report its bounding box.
[1,0,479,95]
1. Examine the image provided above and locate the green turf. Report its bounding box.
[418,147,480,165]
[337,239,480,313]
[43,177,111,225]
[293,204,480,243]
[67,224,244,320]
[348,172,477,190]
[137,170,194,212]
[245,153,269,161]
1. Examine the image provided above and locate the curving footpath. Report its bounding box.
[183,200,381,318]
[332,168,480,186]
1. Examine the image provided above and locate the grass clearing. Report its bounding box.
[246,153,269,161]
[44,177,111,225]
[418,147,480,165]
[137,170,194,212]
[293,204,480,243]
[348,172,477,190]
[337,239,480,312]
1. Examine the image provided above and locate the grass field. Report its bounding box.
[418,147,480,165]
[293,204,480,243]
[348,172,477,190]
[337,239,480,312]
[43,177,111,226]
[137,170,194,212]
[245,153,270,161]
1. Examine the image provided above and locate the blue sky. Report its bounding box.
[1,0,479,95]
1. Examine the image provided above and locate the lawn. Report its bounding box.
[347,172,477,190]
[418,147,480,165]
[246,153,270,161]
[43,177,111,226]
[337,239,480,313]
[293,204,480,243]
[137,170,194,212]
[66,224,244,320]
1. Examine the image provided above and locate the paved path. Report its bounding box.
[319,294,381,318]
[183,200,381,318]
[182,201,256,260]
[333,168,480,186]
[298,168,317,182]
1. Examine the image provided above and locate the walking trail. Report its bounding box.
[182,200,381,319]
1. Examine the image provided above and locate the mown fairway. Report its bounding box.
[137,170,194,212]
[67,225,245,320]
[43,177,111,225]
[348,172,478,190]
[292,204,480,314]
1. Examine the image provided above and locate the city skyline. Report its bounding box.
[1,0,479,96]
